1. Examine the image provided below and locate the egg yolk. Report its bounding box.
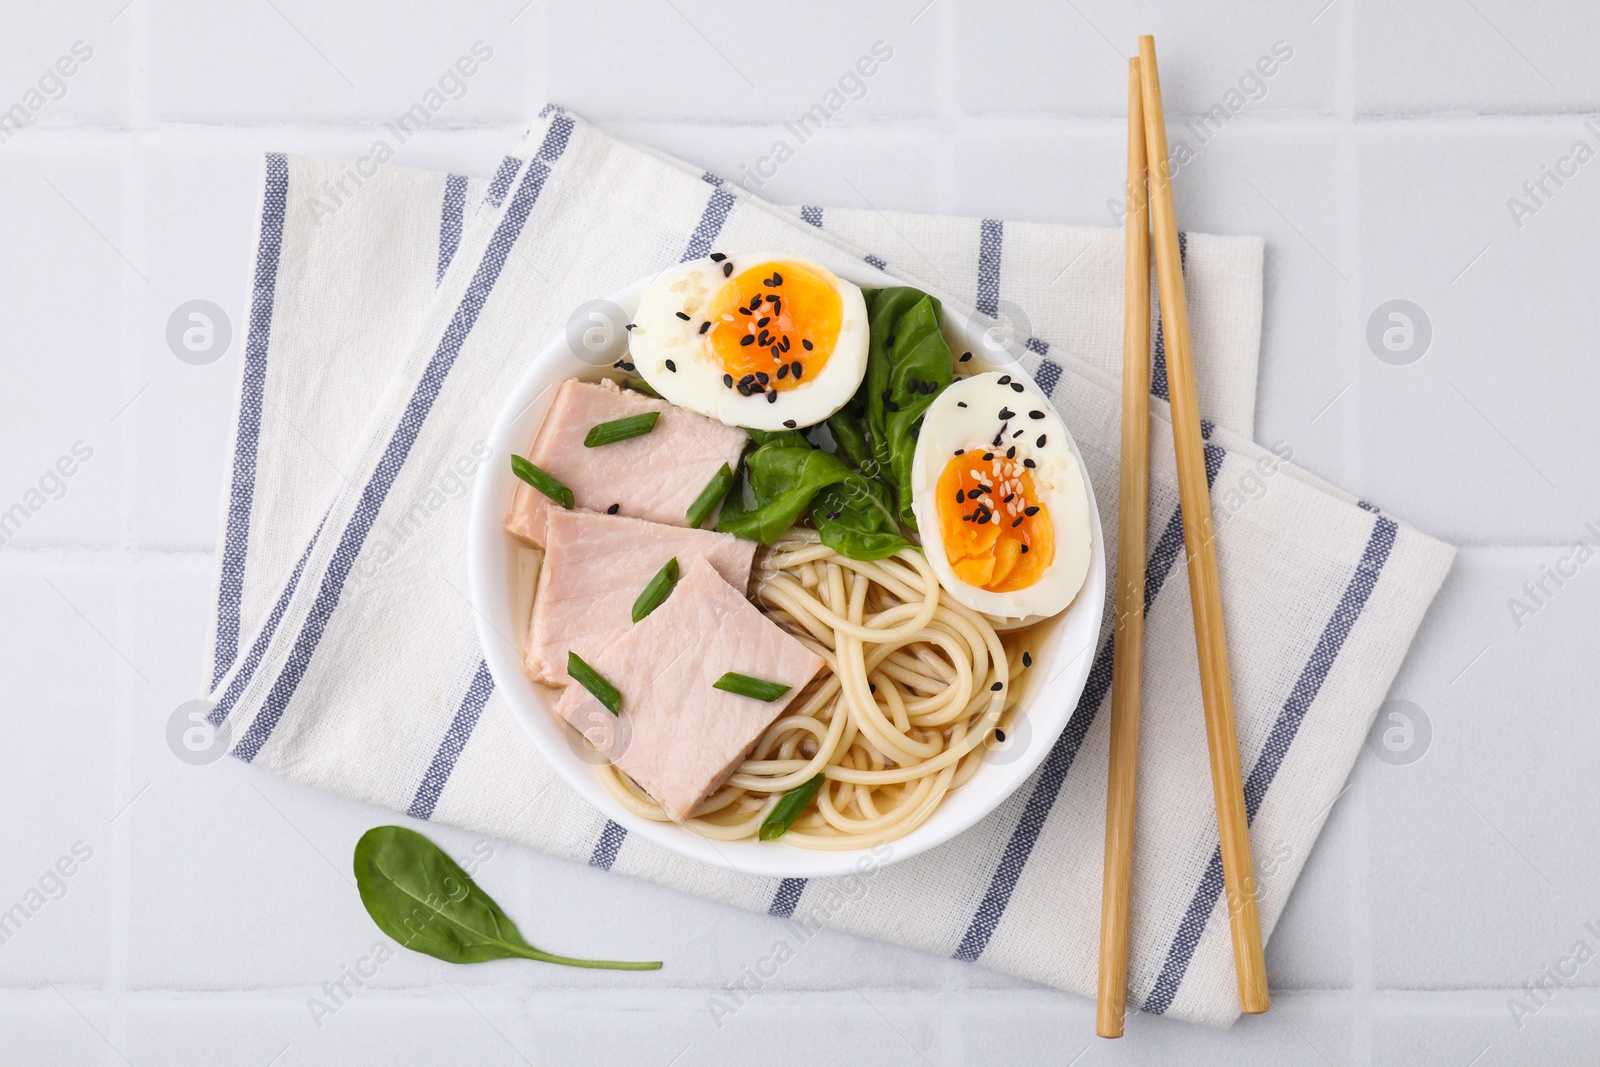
[935,448,1055,592]
[705,260,840,395]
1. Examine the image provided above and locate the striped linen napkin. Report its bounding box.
[205,106,1453,1027]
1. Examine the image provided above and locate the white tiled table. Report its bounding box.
[3,2,1597,1063]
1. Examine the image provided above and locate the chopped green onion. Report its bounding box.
[713,672,791,702]
[567,652,621,715]
[686,462,733,529]
[621,376,661,399]
[584,412,660,448]
[759,774,825,841]
[510,454,573,509]
[631,557,680,624]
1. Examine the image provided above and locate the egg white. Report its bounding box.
[910,372,1091,620]
[627,254,869,432]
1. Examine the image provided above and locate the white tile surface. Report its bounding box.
[4,0,1599,1062]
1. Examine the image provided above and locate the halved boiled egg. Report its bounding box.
[628,254,869,432]
[910,372,1091,619]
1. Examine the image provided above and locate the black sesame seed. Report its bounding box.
[723,262,734,277]
[740,335,755,346]
[698,321,711,334]
[791,362,802,379]
[954,448,964,455]
[1024,505,1040,516]
[1037,435,1047,447]
[1022,652,1033,667]
[1013,429,1024,439]
[607,503,620,514]
[665,359,677,372]
[886,334,895,347]
[783,419,797,428]
[1006,446,1016,459]
[1029,410,1045,419]
[675,311,690,321]
[994,728,1007,742]
[766,293,778,304]
[770,345,782,358]
[999,407,1015,420]
[885,400,900,412]
[801,338,813,351]
[998,375,1011,385]
[777,364,789,379]
[1024,458,1036,468]
[723,373,733,387]
[832,511,843,520]
[780,336,791,352]
[983,452,994,461]
[624,323,636,332]
[619,362,635,372]
[756,372,769,384]
[1011,382,1025,392]
[957,401,967,408]
[767,390,778,404]
[709,252,727,262]
[991,681,1004,691]
[1020,544,1030,553]
[960,351,972,362]
[992,432,1004,446]
[955,489,965,503]
[740,307,752,317]
[1012,515,1024,527]
[1002,493,1014,503]
[757,316,770,327]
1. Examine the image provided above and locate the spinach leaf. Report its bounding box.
[852,287,955,528]
[353,825,661,971]
[825,402,875,475]
[745,428,811,450]
[715,441,853,544]
[811,474,907,561]
[860,287,930,476]
[879,295,954,528]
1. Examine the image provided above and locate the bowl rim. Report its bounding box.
[466,254,1105,879]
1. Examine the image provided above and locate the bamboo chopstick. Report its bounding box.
[1136,34,1270,1015]
[1096,55,1151,1041]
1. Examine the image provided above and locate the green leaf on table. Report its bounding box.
[353,826,661,970]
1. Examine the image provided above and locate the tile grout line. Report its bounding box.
[1333,2,1376,1065]
[108,2,153,1059]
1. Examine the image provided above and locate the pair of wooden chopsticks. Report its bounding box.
[1096,36,1270,1038]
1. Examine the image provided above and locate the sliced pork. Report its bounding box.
[505,377,747,546]
[525,510,756,686]
[555,556,823,823]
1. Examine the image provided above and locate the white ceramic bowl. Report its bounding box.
[467,255,1104,878]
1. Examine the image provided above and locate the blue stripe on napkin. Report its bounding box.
[214,518,322,730]
[1141,514,1397,1015]
[437,173,468,285]
[408,660,496,820]
[951,431,1225,962]
[769,877,807,918]
[800,205,823,228]
[976,219,1003,319]
[229,115,575,763]
[213,152,289,690]
[484,155,522,210]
